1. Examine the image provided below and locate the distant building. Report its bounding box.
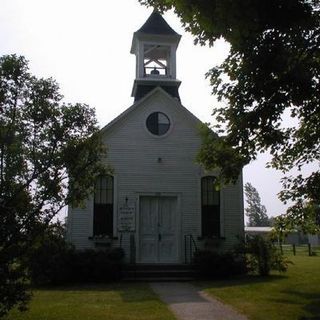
[245,226,273,237]
[245,226,320,246]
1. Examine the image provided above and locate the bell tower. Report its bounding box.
[130,11,181,102]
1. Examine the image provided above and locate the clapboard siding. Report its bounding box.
[68,88,244,260]
[68,197,94,249]
[220,177,245,250]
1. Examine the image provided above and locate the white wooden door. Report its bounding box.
[139,196,178,263]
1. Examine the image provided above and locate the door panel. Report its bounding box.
[140,197,158,263]
[139,196,178,263]
[158,197,177,263]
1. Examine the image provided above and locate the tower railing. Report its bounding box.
[144,66,168,76]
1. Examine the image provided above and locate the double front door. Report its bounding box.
[139,196,179,263]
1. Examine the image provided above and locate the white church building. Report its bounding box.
[67,11,244,264]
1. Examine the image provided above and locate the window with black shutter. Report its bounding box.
[93,175,113,236]
[201,176,220,237]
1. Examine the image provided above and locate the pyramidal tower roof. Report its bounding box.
[136,10,179,36]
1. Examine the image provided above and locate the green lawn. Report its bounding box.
[199,255,320,320]
[4,256,320,320]
[4,283,176,320]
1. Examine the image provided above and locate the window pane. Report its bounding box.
[158,112,169,124]
[101,176,107,189]
[208,191,214,205]
[202,192,207,206]
[107,176,113,189]
[201,176,220,237]
[207,178,214,193]
[146,112,158,135]
[100,190,107,204]
[158,123,170,135]
[213,191,219,205]
[106,189,113,204]
[94,175,113,204]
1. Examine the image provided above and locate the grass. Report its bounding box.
[199,255,320,320]
[4,283,176,320]
[4,256,320,320]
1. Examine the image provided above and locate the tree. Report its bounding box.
[244,183,270,227]
[0,55,107,317]
[139,0,320,230]
[273,200,320,236]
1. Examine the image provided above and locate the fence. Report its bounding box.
[279,244,320,256]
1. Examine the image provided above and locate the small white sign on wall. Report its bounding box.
[118,204,135,232]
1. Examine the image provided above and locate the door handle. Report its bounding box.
[158,234,162,241]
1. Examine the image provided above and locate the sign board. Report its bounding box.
[118,205,135,232]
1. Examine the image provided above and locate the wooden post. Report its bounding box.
[293,244,296,256]
[184,236,187,264]
[308,243,312,256]
[130,233,136,264]
[190,237,192,263]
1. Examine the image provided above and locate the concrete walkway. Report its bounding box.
[150,282,248,320]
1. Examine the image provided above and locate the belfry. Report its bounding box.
[130,11,181,102]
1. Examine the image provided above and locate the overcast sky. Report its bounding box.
[0,0,294,218]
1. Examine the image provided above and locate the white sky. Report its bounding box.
[0,0,297,218]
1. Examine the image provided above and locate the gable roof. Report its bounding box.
[100,86,202,135]
[136,10,179,36]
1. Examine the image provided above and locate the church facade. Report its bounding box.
[67,11,244,264]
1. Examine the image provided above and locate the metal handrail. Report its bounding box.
[119,233,123,248]
[184,234,198,264]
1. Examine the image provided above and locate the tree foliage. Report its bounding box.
[0,55,107,317]
[244,183,271,227]
[273,200,320,236]
[139,0,320,228]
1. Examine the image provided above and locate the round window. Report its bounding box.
[146,112,170,136]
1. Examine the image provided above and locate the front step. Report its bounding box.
[122,264,198,282]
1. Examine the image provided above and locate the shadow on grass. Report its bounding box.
[33,282,161,303]
[32,283,122,292]
[279,290,320,320]
[196,273,288,290]
[119,285,161,303]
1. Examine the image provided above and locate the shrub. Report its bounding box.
[244,235,291,276]
[71,248,124,283]
[28,223,125,285]
[27,223,75,285]
[193,250,247,278]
